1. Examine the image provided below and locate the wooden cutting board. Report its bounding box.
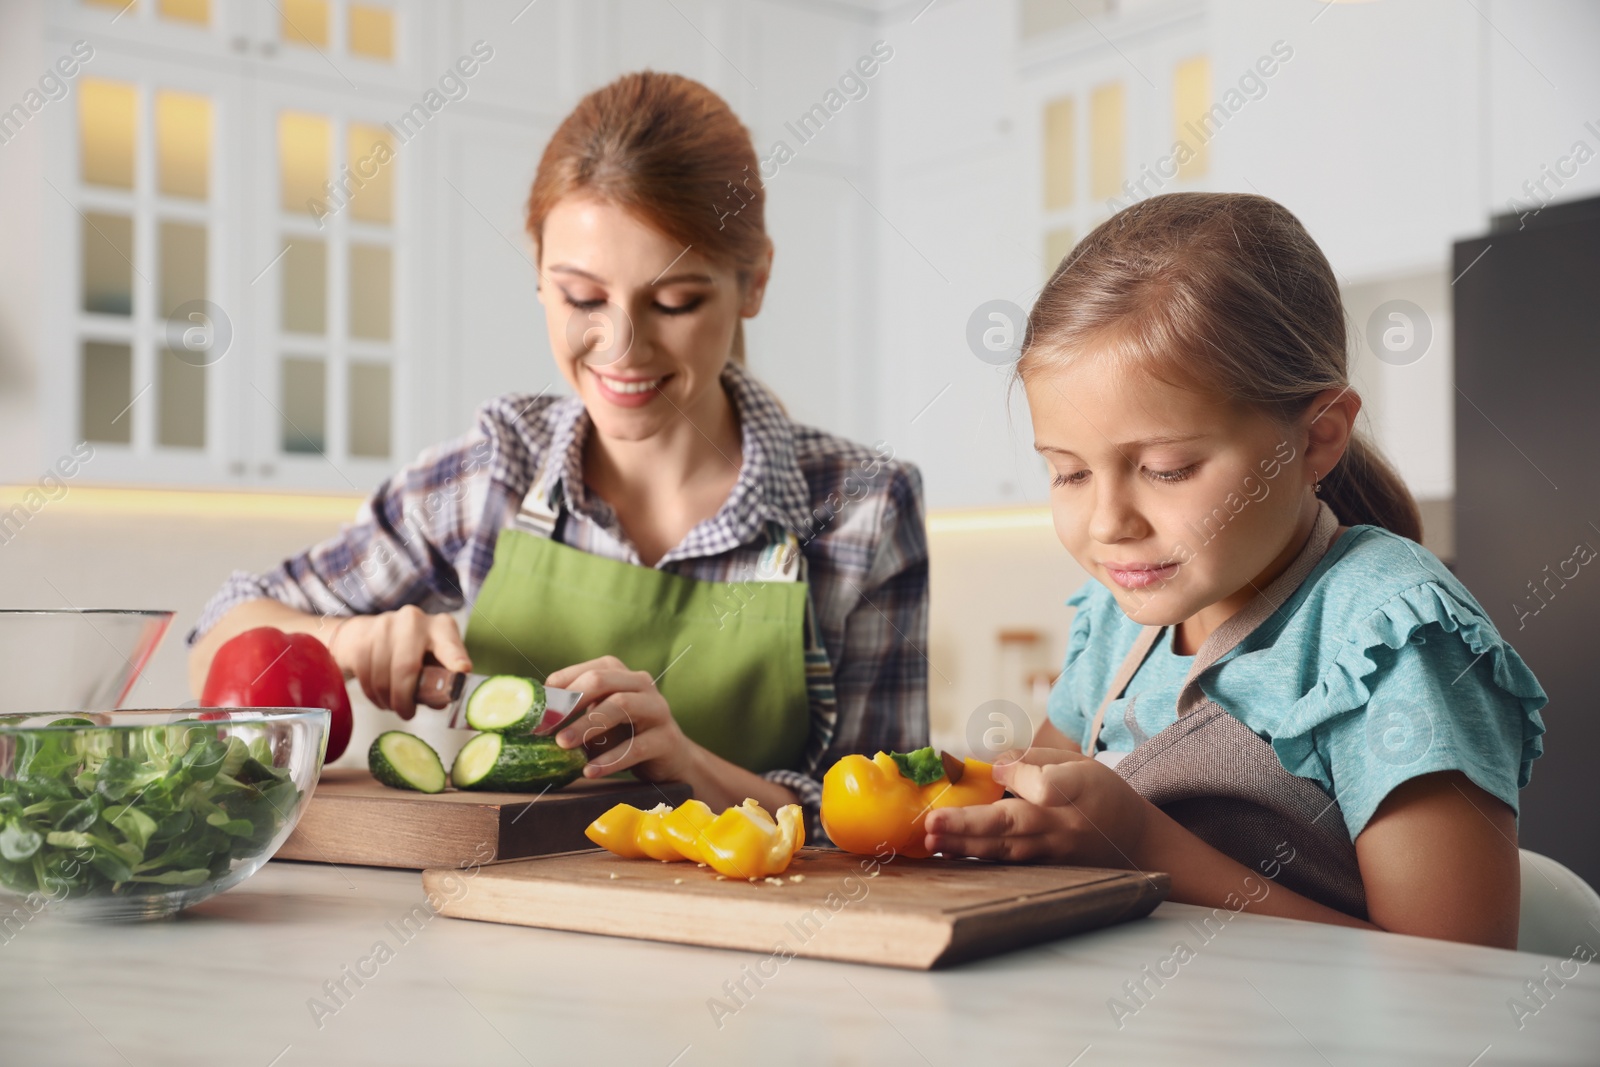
[277,769,691,870]
[423,846,1169,969]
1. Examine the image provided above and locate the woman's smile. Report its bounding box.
[589,366,672,407]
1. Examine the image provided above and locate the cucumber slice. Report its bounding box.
[450,732,586,793]
[368,731,447,794]
[464,675,546,734]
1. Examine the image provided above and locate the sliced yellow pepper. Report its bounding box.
[696,798,805,879]
[585,796,805,877]
[660,798,718,864]
[585,801,680,861]
[821,747,1004,858]
[633,802,686,862]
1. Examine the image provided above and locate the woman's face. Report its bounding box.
[537,195,768,440]
[1025,355,1335,634]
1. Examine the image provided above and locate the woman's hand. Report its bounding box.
[923,747,1157,868]
[328,606,471,720]
[545,655,701,783]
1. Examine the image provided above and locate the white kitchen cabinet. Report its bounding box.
[32,0,426,491]
[17,1,1590,503]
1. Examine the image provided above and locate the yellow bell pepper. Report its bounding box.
[585,797,805,877]
[821,747,1005,858]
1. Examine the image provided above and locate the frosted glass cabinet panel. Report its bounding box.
[1042,95,1075,211]
[348,362,392,458]
[279,0,331,49]
[348,244,391,341]
[82,213,134,316]
[65,58,223,471]
[158,221,207,317]
[348,4,396,61]
[81,342,134,445]
[159,0,212,25]
[1172,56,1211,182]
[281,357,327,454]
[79,79,137,189]
[158,348,207,448]
[279,112,332,216]
[345,124,394,224]
[280,238,328,336]
[156,90,210,198]
[1088,81,1124,202]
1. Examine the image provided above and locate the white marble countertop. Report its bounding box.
[2,859,1595,1066]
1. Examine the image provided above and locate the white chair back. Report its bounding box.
[1519,849,1600,958]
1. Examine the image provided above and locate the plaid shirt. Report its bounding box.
[189,361,930,840]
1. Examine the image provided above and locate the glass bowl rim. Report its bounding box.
[0,609,177,617]
[0,707,331,733]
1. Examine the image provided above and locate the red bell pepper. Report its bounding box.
[200,626,353,764]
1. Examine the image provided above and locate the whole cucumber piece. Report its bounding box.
[450,732,586,792]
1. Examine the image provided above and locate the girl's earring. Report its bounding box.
[1312,469,1323,494]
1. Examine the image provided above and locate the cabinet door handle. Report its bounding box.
[231,35,249,53]
[228,460,246,476]
[258,41,278,57]
[258,463,276,477]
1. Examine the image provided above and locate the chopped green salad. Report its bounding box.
[0,718,302,900]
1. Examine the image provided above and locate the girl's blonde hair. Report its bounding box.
[1018,192,1422,542]
[526,71,767,366]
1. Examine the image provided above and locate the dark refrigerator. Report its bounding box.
[1453,194,1600,889]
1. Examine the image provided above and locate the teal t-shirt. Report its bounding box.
[1046,524,1549,842]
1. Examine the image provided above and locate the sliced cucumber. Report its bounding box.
[464,675,546,734]
[450,732,586,792]
[368,731,447,794]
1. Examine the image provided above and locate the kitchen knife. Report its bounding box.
[414,665,585,736]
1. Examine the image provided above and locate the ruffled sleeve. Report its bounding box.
[1045,579,1104,747]
[1267,580,1549,841]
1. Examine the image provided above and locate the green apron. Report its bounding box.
[461,459,820,774]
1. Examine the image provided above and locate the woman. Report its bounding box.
[187,72,929,838]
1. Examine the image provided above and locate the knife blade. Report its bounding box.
[414,665,585,736]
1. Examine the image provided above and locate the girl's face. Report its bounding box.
[537,195,769,440]
[1026,355,1327,638]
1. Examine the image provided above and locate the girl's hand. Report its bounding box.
[545,655,700,783]
[923,747,1157,868]
[327,606,471,720]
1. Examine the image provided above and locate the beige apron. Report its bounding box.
[1085,500,1369,919]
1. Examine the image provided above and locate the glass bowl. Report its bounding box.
[0,708,327,921]
[0,610,175,713]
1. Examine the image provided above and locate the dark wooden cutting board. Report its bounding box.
[277,769,691,870]
[423,846,1169,969]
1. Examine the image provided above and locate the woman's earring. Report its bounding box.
[1312,469,1323,494]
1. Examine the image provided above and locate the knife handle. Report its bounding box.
[415,663,466,709]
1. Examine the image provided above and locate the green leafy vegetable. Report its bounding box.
[0,718,303,902]
[888,746,947,787]
[0,821,42,862]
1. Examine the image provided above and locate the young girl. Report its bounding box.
[924,193,1547,948]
